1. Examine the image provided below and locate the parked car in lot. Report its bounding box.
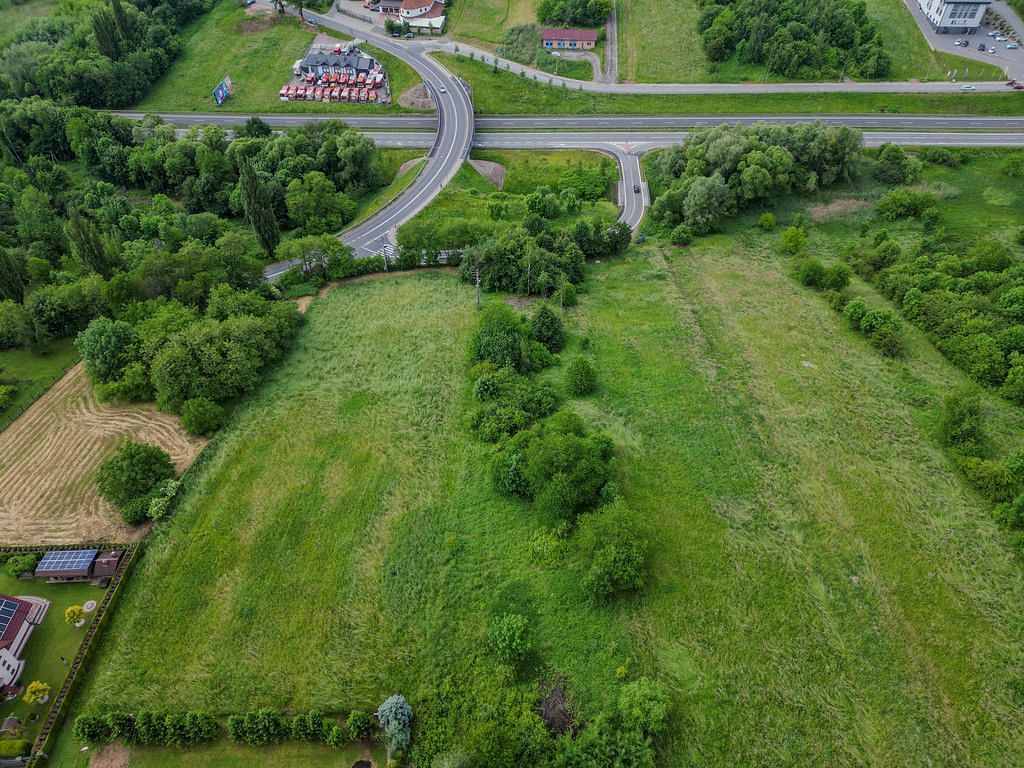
[1009,42,1020,49]
[989,47,997,54]
[988,30,999,37]
[978,42,988,51]
[996,35,1008,42]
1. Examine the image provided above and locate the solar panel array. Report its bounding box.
[35,549,98,573]
[0,598,19,637]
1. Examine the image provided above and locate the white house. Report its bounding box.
[916,0,991,34]
[399,0,446,29]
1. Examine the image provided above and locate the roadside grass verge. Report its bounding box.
[440,53,1024,114]
[471,148,618,194]
[446,0,540,49]
[0,338,79,430]
[347,153,426,229]
[136,0,424,114]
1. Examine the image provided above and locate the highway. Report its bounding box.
[118,112,1024,132]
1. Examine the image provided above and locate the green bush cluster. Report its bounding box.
[470,365,561,442]
[469,303,555,374]
[0,384,16,412]
[795,258,851,292]
[579,502,649,602]
[180,397,225,437]
[489,613,531,666]
[875,188,937,221]
[842,298,904,358]
[2,552,39,578]
[0,739,31,758]
[226,709,289,746]
[96,440,175,515]
[564,356,597,396]
[73,710,219,746]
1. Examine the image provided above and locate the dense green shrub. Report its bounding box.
[759,213,777,231]
[76,316,139,384]
[290,711,328,743]
[3,552,38,578]
[955,455,1018,503]
[0,739,31,758]
[0,301,31,349]
[843,297,868,329]
[531,304,565,353]
[873,143,919,185]
[489,613,531,666]
[470,368,560,442]
[491,410,615,525]
[617,677,670,737]
[558,282,578,308]
[579,502,648,602]
[670,224,693,246]
[796,258,827,288]
[0,385,15,412]
[939,390,985,454]
[96,441,175,508]
[180,397,225,437]
[780,226,806,255]
[875,188,937,221]
[346,710,374,741]
[227,708,288,746]
[565,356,597,396]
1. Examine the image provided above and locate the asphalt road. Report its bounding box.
[118,112,1024,132]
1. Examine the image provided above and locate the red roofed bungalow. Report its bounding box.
[0,594,50,695]
[542,28,598,50]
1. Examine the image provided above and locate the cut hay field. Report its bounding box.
[59,225,1024,764]
[616,0,1003,83]
[0,364,204,545]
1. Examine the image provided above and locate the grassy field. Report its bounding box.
[617,0,1004,83]
[347,152,426,229]
[403,151,619,235]
[447,0,540,48]
[0,572,106,745]
[0,338,79,429]
[137,1,424,113]
[439,53,1024,114]
[0,0,56,48]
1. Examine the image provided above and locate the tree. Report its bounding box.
[490,613,531,666]
[377,695,413,762]
[76,316,139,384]
[0,252,24,304]
[873,143,913,185]
[285,171,355,234]
[96,441,175,508]
[65,605,86,626]
[684,173,730,235]
[3,553,38,579]
[530,303,565,352]
[22,681,49,705]
[779,226,807,255]
[565,356,596,396]
[180,397,225,437]
[238,159,280,258]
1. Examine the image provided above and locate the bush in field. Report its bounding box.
[490,613,531,666]
[377,695,413,761]
[875,188,936,221]
[843,297,868,329]
[579,501,649,602]
[558,281,578,308]
[3,552,38,578]
[780,226,806,255]
[873,143,917,185]
[921,207,941,232]
[670,224,693,246]
[796,258,827,289]
[618,677,670,736]
[65,605,85,626]
[759,213,777,230]
[346,710,374,741]
[531,303,565,353]
[74,714,111,743]
[96,441,175,508]
[565,356,597,396]
[290,711,328,742]
[0,384,15,412]
[859,308,903,358]
[136,710,169,745]
[227,708,288,746]
[955,455,1019,503]
[1001,353,1024,405]
[180,397,225,437]
[939,390,985,454]
[470,303,531,371]
[0,740,30,759]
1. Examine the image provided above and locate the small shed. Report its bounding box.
[91,551,121,579]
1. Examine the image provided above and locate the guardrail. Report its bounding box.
[0,359,79,434]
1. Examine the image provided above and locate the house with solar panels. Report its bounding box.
[34,549,121,586]
[0,594,50,694]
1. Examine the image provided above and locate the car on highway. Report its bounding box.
[438,85,447,93]
[960,83,976,91]
[633,184,641,194]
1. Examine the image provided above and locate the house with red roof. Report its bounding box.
[542,28,598,50]
[0,594,50,696]
[399,0,446,29]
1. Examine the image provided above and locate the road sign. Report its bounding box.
[213,81,229,105]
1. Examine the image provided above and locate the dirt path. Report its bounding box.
[0,364,205,545]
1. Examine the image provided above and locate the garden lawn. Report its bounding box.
[0,0,56,48]
[436,53,1024,114]
[136,1,423,114]
[0,338,79,431]
[447,0,540,49]
[0,572,105,744]
[616,0,1002,83]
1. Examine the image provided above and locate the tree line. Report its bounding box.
[1,0,214,108]
[697,0,891,79]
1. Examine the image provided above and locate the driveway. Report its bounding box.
[902,0,1024,79]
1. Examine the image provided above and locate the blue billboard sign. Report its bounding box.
[213,81,229,105]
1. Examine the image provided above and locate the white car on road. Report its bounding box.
[960,84,976,91]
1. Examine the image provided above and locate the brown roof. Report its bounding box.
[541,28,598,42]
[401,0,434,9]
[0,595,31,652]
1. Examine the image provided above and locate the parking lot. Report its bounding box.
[903,0,1024,79]
[279,40,391,105]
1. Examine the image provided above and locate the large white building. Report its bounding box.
[916,0,991,34]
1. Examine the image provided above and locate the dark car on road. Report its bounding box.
[633,184,641,194]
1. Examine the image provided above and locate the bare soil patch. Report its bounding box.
[0,364,205,545]
[239,13,275,33]
[295,295,314,314]
[807,197,871,222]
[469,159,506,189]
[398,82,434,110]
[90,742,131,768]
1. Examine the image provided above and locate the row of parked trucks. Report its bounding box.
[280,84,380,102]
